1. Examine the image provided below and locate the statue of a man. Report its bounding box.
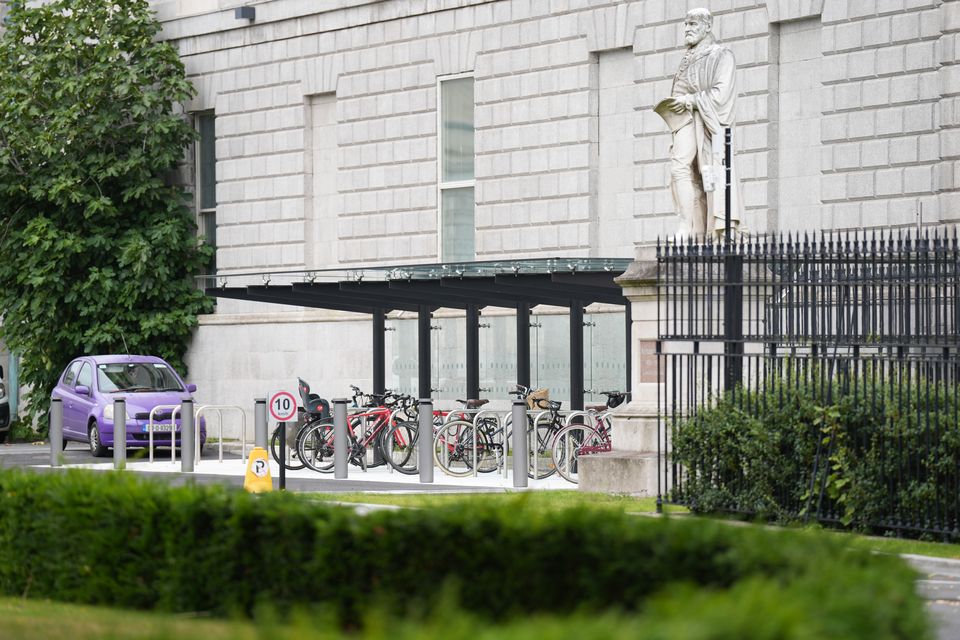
[655,8,740,240]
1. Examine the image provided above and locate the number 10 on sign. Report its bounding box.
[269,391,297,422]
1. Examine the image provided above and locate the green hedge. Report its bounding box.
[672,370,960,533]
[0,469,930,639]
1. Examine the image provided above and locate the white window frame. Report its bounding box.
[436,72,475,261]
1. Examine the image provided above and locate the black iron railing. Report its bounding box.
[658,229,960,538]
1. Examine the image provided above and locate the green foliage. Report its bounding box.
[0,469,932,639]
[672,367,960,535]
[0,0,212,429]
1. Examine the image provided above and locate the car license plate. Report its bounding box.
[142,424,175,432]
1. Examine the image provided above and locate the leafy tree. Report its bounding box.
[0,0,212,429]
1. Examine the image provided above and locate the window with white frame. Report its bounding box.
[438,75,475,262]
[195,111,217,275]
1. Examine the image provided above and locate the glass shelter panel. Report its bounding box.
[433,316,465,402]
[388,318,418,397]
[479,314,517,400]
[531,312,570,402]
[585,310,626,404]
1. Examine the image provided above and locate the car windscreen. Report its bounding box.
[97,363,184,393]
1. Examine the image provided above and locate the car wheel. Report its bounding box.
[88,423,108,458]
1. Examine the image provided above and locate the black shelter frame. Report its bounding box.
[204,258,632,407]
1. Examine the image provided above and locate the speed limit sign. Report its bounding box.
[269,391,298,422]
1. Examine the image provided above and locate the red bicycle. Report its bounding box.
[296,386,419,474]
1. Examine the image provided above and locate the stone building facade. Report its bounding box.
[146,0,960,432]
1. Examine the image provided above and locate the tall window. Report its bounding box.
[438,75,475,262]
[195,112,217,275]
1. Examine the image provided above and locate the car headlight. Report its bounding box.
[103,404,113,421]
[0,382,5,398]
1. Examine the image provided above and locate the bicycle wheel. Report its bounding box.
[503,414,558,479]
[433,420,493,477]
[378,420,418,475]
[551,425,606,484]
[297,420,335,473]
[270,424,306,470]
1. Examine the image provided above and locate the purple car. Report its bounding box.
[51,354,206,457]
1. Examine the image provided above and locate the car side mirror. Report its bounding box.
[75,385,90,396]
[186,383,197,393]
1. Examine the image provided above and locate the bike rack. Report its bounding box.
[558,411,593,484]
[472,409,501,479]
[194,404,246,464]
[147,404,182,463]
[530,409,553,481]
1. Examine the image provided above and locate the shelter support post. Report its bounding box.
[570,301,584,411]
[516,302,530,388]
[373,308,386,395]
[418,305,431,399]
[466,304,480,399]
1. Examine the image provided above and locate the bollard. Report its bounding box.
[254,398,267,454]
[418,399,434,484]
[181,399,194,473]
[50,398,63,467]
[333,398,348,479]
[113,398,126,470]
[512,400,527,488]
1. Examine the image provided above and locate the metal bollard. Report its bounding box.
[333,398,348,479]
[512,400,527,488]
[113,398,126,470]
[181,399,194,473]
[418,399,434,484]
[254,398,267,453]
[50,398,63,467]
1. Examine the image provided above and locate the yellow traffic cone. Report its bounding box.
[244,447,273,493]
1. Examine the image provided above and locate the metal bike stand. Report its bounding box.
[194,404,246,464]
[529,409,553,482]
[473,409,502,479]
[147,404,182,463]
[386,407,411,475]
[562,410,592,484]
[333,398,348,479]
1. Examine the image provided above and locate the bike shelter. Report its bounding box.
[201,258,632,411]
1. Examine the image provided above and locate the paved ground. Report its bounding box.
[0,441,573,493]
[907,554,960,640]
[2,441,958,638]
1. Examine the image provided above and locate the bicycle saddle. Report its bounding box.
[298,378,331,420]
[456,398,489,409]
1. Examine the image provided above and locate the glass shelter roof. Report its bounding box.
[201,257,633,312]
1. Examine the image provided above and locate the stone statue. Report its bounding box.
[655,8,740,240]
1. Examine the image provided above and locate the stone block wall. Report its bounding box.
[148,0,960,432]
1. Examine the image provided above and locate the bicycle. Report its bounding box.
[432,398,504,477]
[269,377,332,470]
[297,386,419,475]
[550,391,628,484]
[503,384,567,479]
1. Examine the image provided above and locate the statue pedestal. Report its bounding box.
[579,250,666,496]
